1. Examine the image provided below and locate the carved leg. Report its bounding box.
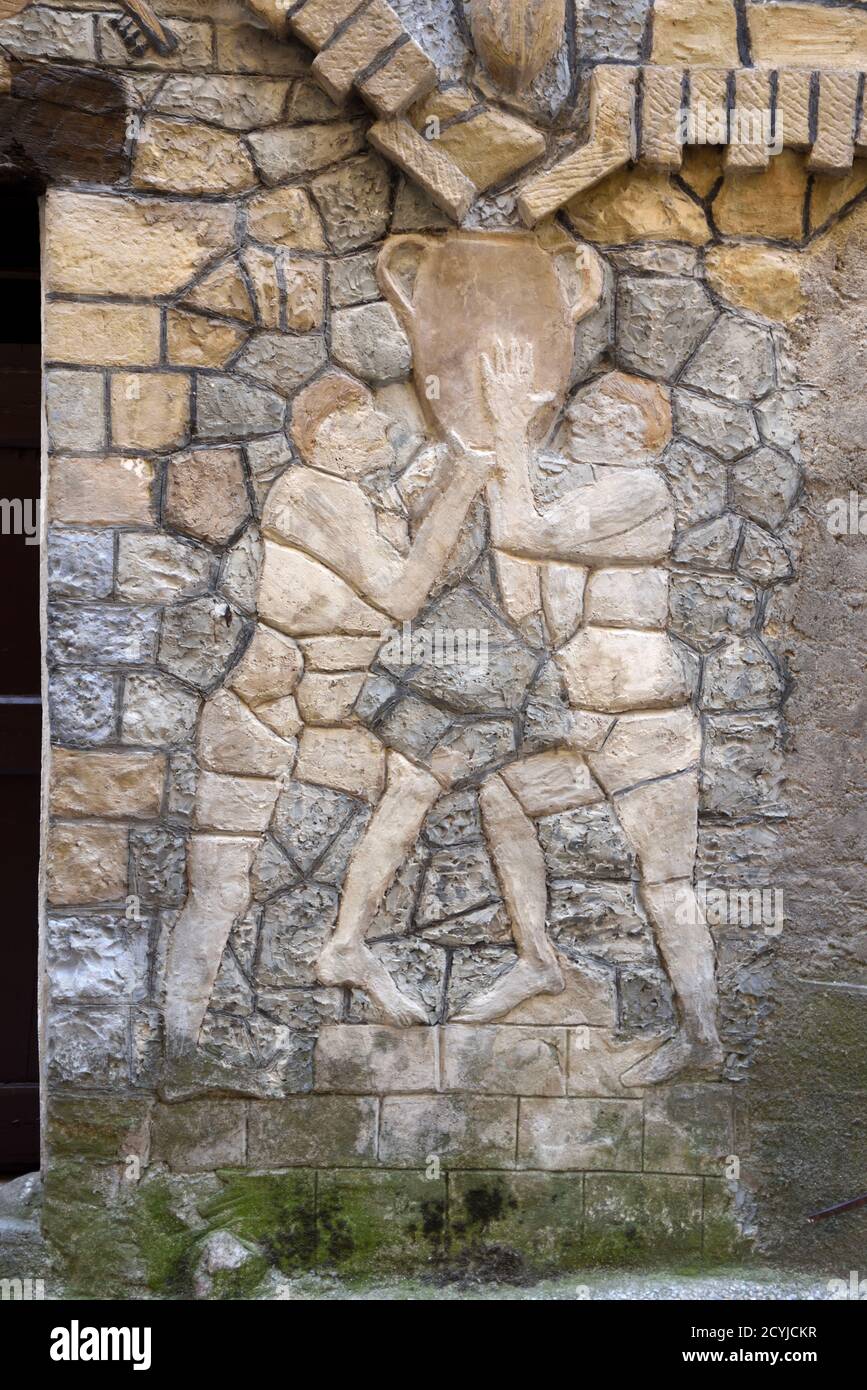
[317,750,441,1026]
[450,773,563,1022]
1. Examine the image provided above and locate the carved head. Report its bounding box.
[291,372,395,479]
[465,0,566,92]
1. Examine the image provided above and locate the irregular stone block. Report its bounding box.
[701,637,785,711]
[682,315,776,403]
[379,1095,518,1168]
[415,843,500,926]
[566,164,709,245]
[166,311,247,369]
[117,532,214,603]
[295,727,385,802]
[121,672,200,747]
[701,712,785,818]
[616,277,716,381]
[151,1101,246,1173]
[714,148,808,241]
[705,244,804,323]
[48,528,114,600]
[731,447,799,529]
[442,1025,567,1096]
[235,330,327,396]
[49,670,116,747]
[538,804,634,879]
[111,372,190,452]
[331,301,412,384]
[47,822,128,905]
[195,770,281,834]
[737,522,793,583]
[47,913,149,1003]
[658,439,728,529]
[673,390,759,459]
[312,0,403,104]
[560,371,672,468]
[134,117,257,195]
[248,120,366,182]
[669,574,758,650]
[165,448,251,546]
[159,596,246,692]
[196,373,286,439]
[247,1096,378,1166]
[129,825,186,905]
[315,1023,437,1092]
[216,22,310,75]
[651,0,738,65]
[257,885,339,988]
[310,152,391,253]
[46,1006,129,1088]
[518,1097,642,1169]
[50,749,164,819]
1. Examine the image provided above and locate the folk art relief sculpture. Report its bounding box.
[163,229,723,1089]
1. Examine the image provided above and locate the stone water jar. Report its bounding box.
[376,230,588,450]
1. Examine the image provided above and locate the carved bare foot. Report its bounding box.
[317,941,429,1027]
[619,1032,724,1086]
[451,955,564,1023]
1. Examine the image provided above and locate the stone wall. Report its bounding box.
[1,0,865,1293]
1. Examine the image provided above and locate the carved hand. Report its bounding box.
[480,338,555,444]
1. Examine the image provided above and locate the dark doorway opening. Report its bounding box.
[0,188,42,1172]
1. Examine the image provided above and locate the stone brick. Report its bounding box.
[290,0,364,50]
[616,277,717,381]
[165,448,251,546]
[643,1083,735,1176]
[45,302,161,368]
[215,23,310,76]
[248,120,366,183]
[748,2,867,68]
[47,913,149,1003]
[442,1025,567,1096]
[310,153,392,253]
[566,1028,669,1098]
[45,1095,151,1162]
[153,73,291,131]
[331,301,411,384]
[234,330,327,396]
[45,191,236,297]
[48,603,159,667]
[151,1101,247,1172]
[196,374,286,439]
[47,822,128,906]
[316,1169,447,1272]
[518,1097,643,1170]
[368,116,477,222]
[449,1170,585,1271]
[247,1096,378,1166]
[159,597,246,692]
[117,533,214,603]
[315,1023,437,1093]
[48,528,114,600]
[111,373,190,452]
[432,107,545,193]
[45,370,105,452]
[357,39,437,117]
[49,671,116,747]
[121,672,201,747]
[379,1095,518,1168]
[50,456,154,527]
[583,1173,703,1261]
[311,0,404,104]
[46,1007,129,1089]
[50,749,165,820]
[651,0,738,66]
[0,5,96,62]
[246,186,327,249]
[133,118,257,195]
[98,14,213,69]
[714,150,809,241]
[166,311,248,369]
[705,244,804,323]
[565,165,709,245]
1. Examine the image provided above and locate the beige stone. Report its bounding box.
[242,245,281,329]
[443,1024,567,1095]
[50,750,165,819]
[182,259,255,324]
[244,0,291,36]
[726,69,773,172]
[298,636,383,671]
[296,671,365,723]
[247,121,367,183]
[494,552,541,632]
[558,628,689,713]
[166,310,248,368]
[652,0,739,65]
[45,302,161,368]
[704,244,804,322]
[357,39,437,118]
[133,118,257,195]
[111,374,190,452]
[199,689,295,777]
[290,0,364,49]
[560,372,672,466]
[247,187,326,251]
[565,164,710,245]
[378,1094,517,1167]
[294,726,385,801]
[47,822,128,905]
[49,456,155,525]
[45,191,236,296]
[776,69,812,150]
[615,770,699,883]
[216,22,310,75]
[503,955,616,1026]
[284,258,324,332]
[165,449,251,545]
[252,695,304,740]
[314,1024,437,1093]
[749,2,867,67]
[195,770,282,833]
[501,751,603,818]
[714,150,809,240]
[368,118,477,222]
[641,66,684,170]
[588,707,701,795]
[518,1096,643,1169]
[518,66,637,226]
[810,71,860,175]
[585,567,669,629]
[153,72,291,130]
[680,146,725,200]
[810,162,867,232]
[230,626,304,706]
[312,0,403,103]
[567,1028,662,1098]
[470,0,566,91]
[432,107,545,192]
[541,563,586,646]
[258,541,386,637]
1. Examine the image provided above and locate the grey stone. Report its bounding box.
[257,884,339,988]
[196,374,285,439]
[369,842,428,938]
[235,332,327,398]
[45,370,105,451]
[374,695,453,760]
[434,719,517,782]
[158,596,246,692]
[681,316,776,402]
[250,835,297,901]
[731,448,800,529]
[538,805,635,879]
[424,790,482,848]
[331,302,412,385]
[611,246,699,277]
[349,936,444,1022]
[673,390,760,459]
[48,528,114,600]
[571,267,614,383]
[49,669,116,746]
[48,603,159,667]
[669,574,758,650]
[415,844,501,926]
[168,746,198,819]
[117,533,214,602]
[130,825,186,906]
[446,945,518,1018]
[549,880,645,946]
[193,1231,263,1299]
[697,822,782,889]
[701,637,785,711]
[391,177,451,232]
[310,154,391,253]
[122,672,201,746]
[329,250,380,307]
[388,0,469,76]
[316,804,373,886]
[672,514,742,571]
[47,1006,129,1088]
[0,6,96,62]
[219,527,262,614]
[419,902,512,947]
[576,0,651,62]
[247,121,367,183]
[658,440,728,529]
[272,780,357,872]
[257,986,343,1032]
[616,278,716,381]
[737,522,794,583]
[700,713,785,819]
[618,966,675,1036]
[245,433,294,510]
[285,77,350,123]
[755,389,803,455]
[47,914,148,1003]
[523,660,574,753]
[210,952,254,1016]
[354,672,399,723]
[229,908,260,977]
